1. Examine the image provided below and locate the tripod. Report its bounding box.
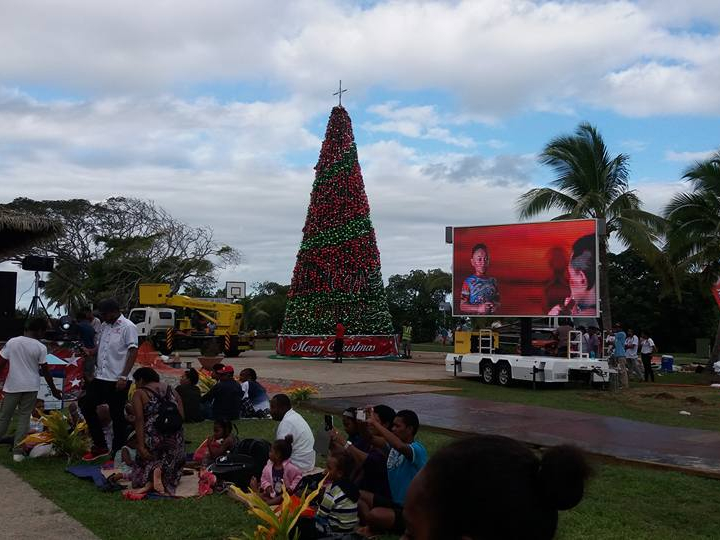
[26,271,51,321]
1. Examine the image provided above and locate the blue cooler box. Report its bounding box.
[660,355,674,373]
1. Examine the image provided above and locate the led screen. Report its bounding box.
[452,219,599,317]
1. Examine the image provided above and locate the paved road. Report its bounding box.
[0,465,97,540]
[313,392,720,477]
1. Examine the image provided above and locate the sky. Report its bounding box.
[1,0,719,308]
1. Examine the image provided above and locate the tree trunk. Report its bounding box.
[598,239,612,332]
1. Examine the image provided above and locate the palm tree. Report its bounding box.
[517,123,662,330]
[665,151,720,365]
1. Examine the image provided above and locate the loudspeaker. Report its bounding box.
[445,226,453,244]
[0,271,17,318]
[21,256,54,272]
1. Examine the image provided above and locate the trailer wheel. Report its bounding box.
[480,361,496,384]
[497,362,512,387]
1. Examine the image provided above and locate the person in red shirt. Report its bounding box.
[334,321,345,364]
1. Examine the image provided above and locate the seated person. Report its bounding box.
[358,410,427,536]
[270,394,316,473]
[341,407,371,452]
[239,368,270,418]
[313,449,360,537]
[331,404,395,500]
[113,430,138,479]
[402,435,591,540]
[254,437,303,505]
[200,365,243,420]
[193,419,237,466]
[175,368,204,423]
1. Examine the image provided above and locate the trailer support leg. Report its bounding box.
[520,318,532,356]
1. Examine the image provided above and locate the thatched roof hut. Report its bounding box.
[0,209,62,259]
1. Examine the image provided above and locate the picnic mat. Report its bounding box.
[67,465,201,498]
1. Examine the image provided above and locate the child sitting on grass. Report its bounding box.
[254,437,303,505]
[113,430,138,478]
[193,419,237,466]
[313,449,360,536]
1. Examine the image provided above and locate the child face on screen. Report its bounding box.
[568,266,589,301]
[470,248,489,275]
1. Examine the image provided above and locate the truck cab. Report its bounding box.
[128,307,175,337]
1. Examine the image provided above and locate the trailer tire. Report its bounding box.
[480,360,496,384]
[497,362,512,387]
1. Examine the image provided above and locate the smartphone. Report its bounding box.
[355,409,366,422]
[324,414,334,431]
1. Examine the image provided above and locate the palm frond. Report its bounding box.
[516,188,577,219]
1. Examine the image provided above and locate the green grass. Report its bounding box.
[251,339,276,351]
[433,377,720,432]
[411,342,455,353]
[3,407,720,539]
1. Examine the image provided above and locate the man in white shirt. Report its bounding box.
[625,329,642,380]
[270,393,316,472]
[79,299,138,460]
[0,318,62,462]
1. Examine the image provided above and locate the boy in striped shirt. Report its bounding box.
[315,449,360,535]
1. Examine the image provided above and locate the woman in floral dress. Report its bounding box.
[127,367,185,495]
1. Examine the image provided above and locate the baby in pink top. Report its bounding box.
[256,437,303,505]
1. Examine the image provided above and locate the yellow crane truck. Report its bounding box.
[128,283,252,357]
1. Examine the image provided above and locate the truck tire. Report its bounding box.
[497,362,512,387]
[480,360,496,384]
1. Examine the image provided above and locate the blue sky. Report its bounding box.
[1,0,719,307]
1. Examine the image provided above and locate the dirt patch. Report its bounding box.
[640,392,676,400]
[685,396,707,406]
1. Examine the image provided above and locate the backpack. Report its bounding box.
[144,386,183,435]
[209,453,257,489]
[232,438,271,479]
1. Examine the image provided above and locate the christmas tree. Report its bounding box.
[281,106,394,336]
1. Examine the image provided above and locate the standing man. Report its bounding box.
[612,323,628,390]
[625,328,642,380]
[401,322,413,359]
[87,306,102,341]
[0,318,62,462]
[640,331,657,382]
[555,319,573,357]
[333,320,345,364]
[80,298,138,460]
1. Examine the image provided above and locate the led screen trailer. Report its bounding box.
[452,219,599,318]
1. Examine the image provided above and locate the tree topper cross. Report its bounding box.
[333,80,347,106]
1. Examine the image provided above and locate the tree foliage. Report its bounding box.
[608,249,717,353]
[243,282,290,332]
[664,150,720,362]
[1,197,239,310]
[385,268,453,342]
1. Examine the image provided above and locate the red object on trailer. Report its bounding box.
[712,279,720,310]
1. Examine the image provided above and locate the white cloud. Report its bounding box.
[665,149,716,162]
[364,101,474,147]
[0,88,321,170]
[0,1,719,117]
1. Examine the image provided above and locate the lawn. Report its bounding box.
[2,406,720,539]
[432,377,720,432]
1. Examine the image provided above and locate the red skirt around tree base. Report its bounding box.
[275,335,398,358]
